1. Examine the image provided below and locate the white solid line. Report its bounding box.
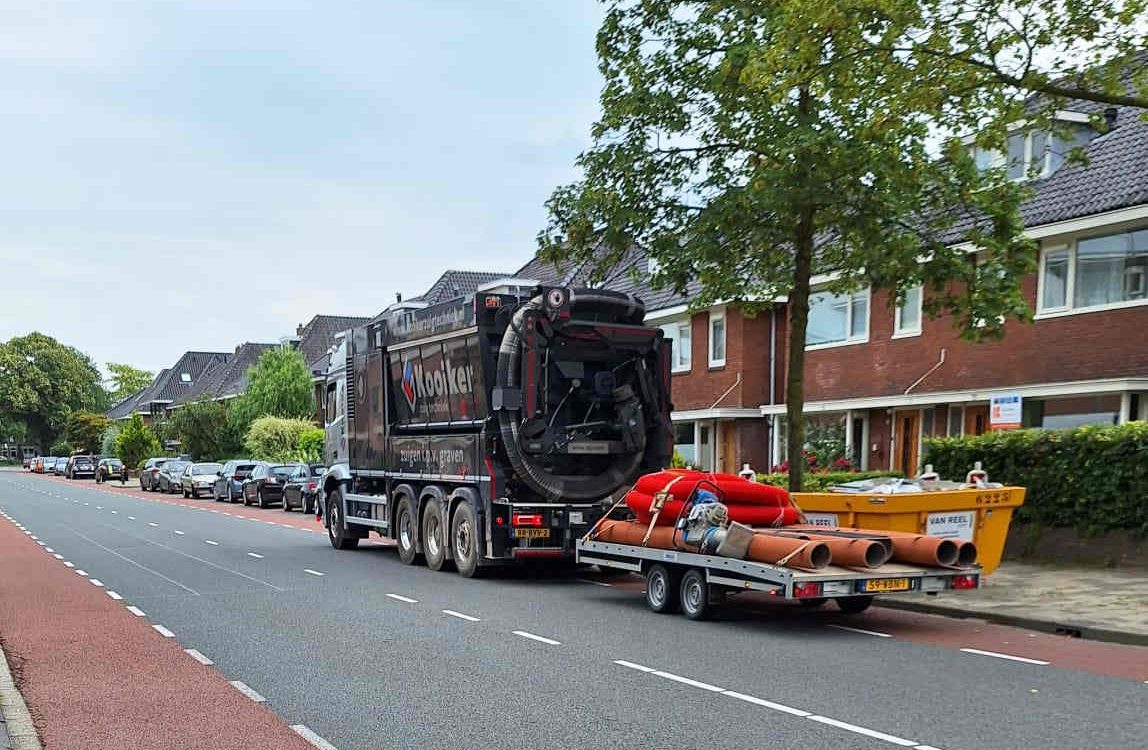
[185,648,214,665]
[174,530,185,535]
[107,591,123,600]
[806,716,917,747]
[247,552,264,559]
[613,659,654,673]
[721,691,811,717]
[576,578,613,587]
[442,609,480,622]
[513,630,561,646]
[90,579,104,587]
[827,623,893,638]
[290,724,340,750]
[204,540,219,545]
[75,569,88,576]
[386,593,418,603]
[304,568,325,576]
[229,680,266,703]
[153,624,175,638]
[148,522,158,527]
[651,670,723,692]
[126,606,147,617]
[960,648,1049,666]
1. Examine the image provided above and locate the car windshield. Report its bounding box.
[166,462,189,474]
[310,465,327,477]
[269,465,295,479]
[191,463,222,475]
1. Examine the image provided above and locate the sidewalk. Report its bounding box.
[880,561,1148,645]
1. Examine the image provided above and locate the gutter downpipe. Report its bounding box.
[904,348,947,395]
[769,306,777,467]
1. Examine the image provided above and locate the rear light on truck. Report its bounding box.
[512,513,543,527]
[792,582,822,598]
[951,574,978,590]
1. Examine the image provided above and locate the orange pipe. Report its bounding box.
[956,541,978,567]
[786,525,965,568]
[591,520,831,570]
[760,530,891,569]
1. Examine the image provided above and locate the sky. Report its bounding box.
[0,0,604,374]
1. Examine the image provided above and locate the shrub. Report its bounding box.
[756,470,901,492]
[924,422,1148,536]
[244,416,318,463]
[297,427,324,464]
[115,414,162,470]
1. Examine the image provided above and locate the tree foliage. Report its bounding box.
[100,423,121,457]
[244,416,318,463]
[228,347,315,439]
[66,411,111,454]
[107,362,154,404]
[115,413,162,470]
[0,332,108,449]
[170,399,241,461]
[539,1,1146,490]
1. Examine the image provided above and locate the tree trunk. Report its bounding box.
[785,206,815,493]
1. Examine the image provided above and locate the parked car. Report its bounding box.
[22,456,35,470]
[213,460,258,503]
[180,462,223,499]
[33,457,52,473]
[156,460,189,494]
[95,458,124,483]
[242,463,297,508]
[139,458,168,491]
[65,455,97,479]
[282,463,326,514]
[53,457,68,475]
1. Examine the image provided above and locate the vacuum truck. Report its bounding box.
[319,284,674,577]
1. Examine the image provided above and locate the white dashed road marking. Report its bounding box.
[64,561,74,568]
[290,724,340,750]
[90,579,104,587]
[807,716,917,747]
[442,610,481,622]
[229,680,266,703]
[174,530,185,535]
[148,522,159,527]
[185,649,214,665]
[512,630,561,646]
[386,593,417,603]
[247,552,264,559]
[153,624,175,638]
[827,624,893,638]
[126,606,147,617]
[75,569,88,576]
[960,648,1049,666]
[652,670,723,692]
[204,539,219,545]
[107,591,123,600]
[304,569,325,576]
[613,660,654,673]
[722,691,811,717]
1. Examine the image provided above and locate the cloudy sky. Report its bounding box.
[0,1,603,374]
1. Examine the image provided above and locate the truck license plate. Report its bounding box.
[864,577,910,593]
[513,528,551,540]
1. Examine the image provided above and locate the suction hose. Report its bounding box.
[496,289,647,502]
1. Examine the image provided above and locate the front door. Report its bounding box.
[964,405,989,436]
[718,422,737,474]
[894,410,921,475]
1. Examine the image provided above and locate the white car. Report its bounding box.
[180,462,223,499]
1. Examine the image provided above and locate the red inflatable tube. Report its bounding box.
[625,490,802,527]
[633,470,791,507]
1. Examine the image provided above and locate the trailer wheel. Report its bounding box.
[799,597,828,609]
[679,569,713,621]
[395,496,421,565]
[451,501,480,578]
[422,498,447,571]
[835,596,874,615]
[645,564,680,614]
[326,487,358,550]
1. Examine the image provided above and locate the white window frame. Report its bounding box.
[805,287,871,351]
[1035,232,1148,319]
[661,318,692,374]
[708,308,726,368]
[893,284,923,338]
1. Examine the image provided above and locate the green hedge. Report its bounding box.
[924,422,1148,536]
[756,470,901,492]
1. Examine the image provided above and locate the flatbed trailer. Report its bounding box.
[577,538,982,620]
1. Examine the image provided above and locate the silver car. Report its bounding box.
[180,462,223,499]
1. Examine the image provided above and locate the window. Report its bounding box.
[673,422,696,467]
[973,125,1092,180]
[180,372,192,383]
[806,289,869,347]
[946,406,963,437]
[894,284,923,337]
[708,309,726,367]
[1038,229,1148,314]
[660,319,692,373]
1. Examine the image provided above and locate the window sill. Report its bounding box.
[891,329,922,340]
[1035,297,1148,320]
[805,337,869,352]
[708,362,726,371]
[670,367,691,375]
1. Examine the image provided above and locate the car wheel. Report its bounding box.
[326,486,358,550]
[258,489,268,509]
[394,496,420,566]
[450,500,480,578]
[422,498,447,572]
[191,488,199,499]
[282,493,292,512]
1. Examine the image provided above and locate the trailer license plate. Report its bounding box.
[864,577,910,593]
[513,528,551,540]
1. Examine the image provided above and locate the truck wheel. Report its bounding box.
[645,564,680,614]
[836,596,874,615]
[395,497,421,565]
[326,487,359,550]
[422,498,447,571]
[680,569,713,621]
[450,501,480,578]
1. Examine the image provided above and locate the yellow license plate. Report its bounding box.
[513,528,551,539]
[864,577,910,593]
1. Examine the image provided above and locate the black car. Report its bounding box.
[242,463,296,508]
[66,455,97,479]
[213,459,258,503]
[95,458,124,483]
[140,457,169,491]
[156,460,189,494]
[282,463,326,514]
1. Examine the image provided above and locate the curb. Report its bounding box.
[876,597,1148,647]
[0,644,42,750]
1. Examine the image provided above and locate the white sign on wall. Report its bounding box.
[926,511,976,542]
[990,393,1023,429]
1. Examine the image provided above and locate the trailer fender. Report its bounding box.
[446,487,482,562]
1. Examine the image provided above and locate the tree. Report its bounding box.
[106,362,154,403]
[0,333,108,450]
[540,2,1148,491]
[170,399,241,460]
[114,413,162,470]
[228,347,315,438]
[66,412,111,454]
[100,423,121,456]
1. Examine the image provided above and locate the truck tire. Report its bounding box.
[326,487,359,550]
[679,569,713,621]
[422,498,447,571]
[835,596,874,615]
[450,500,480,578]
[645,564,680,613]
[395,496,421,565]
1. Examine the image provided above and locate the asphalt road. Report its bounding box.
[2,471,1145,750]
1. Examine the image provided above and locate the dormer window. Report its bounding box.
[180,373,192,383]
[969,114,1094,181]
